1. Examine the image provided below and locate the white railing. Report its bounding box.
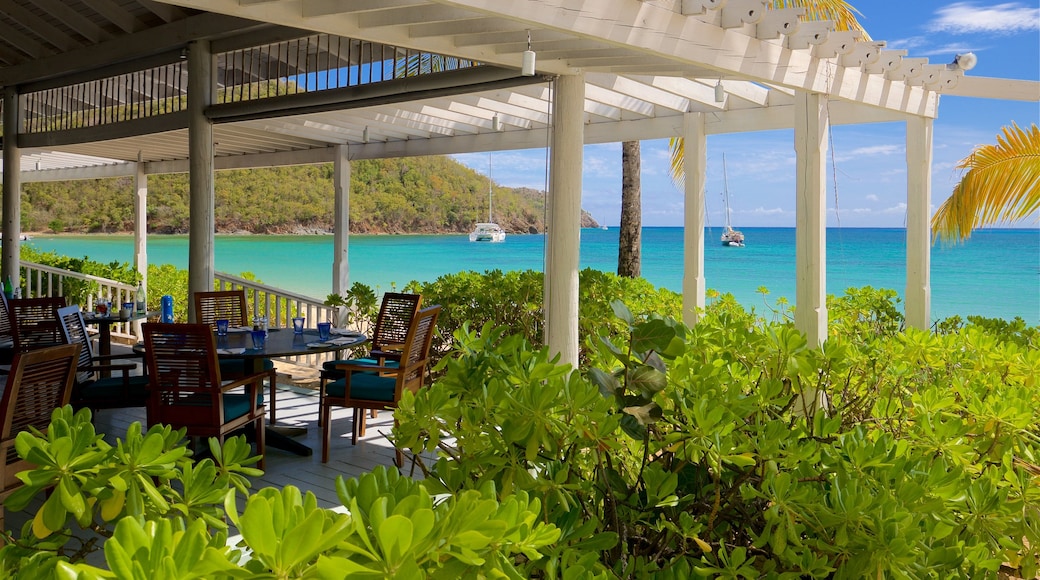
[20,260,140,342]
[214,272,354,369]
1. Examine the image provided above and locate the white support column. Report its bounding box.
[333,144,351,296]
[2,89,21,285]
[794,91,828,346]
[544,74,584,368]
[905,116,933,329]
[682,113,707,326]
[134,153,148,291]
[187,40,214,322]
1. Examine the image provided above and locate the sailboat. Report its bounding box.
[470,152,506,242]
[720,154,745,247]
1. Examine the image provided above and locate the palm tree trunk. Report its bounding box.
[618,140,641,278]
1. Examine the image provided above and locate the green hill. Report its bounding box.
[23,156,600,235]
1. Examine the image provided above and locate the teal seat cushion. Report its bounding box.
[223,393,264,423]
[325,373,395,402]
[78,375,150,405]
[220,357,274,377]
[321,358,396,380]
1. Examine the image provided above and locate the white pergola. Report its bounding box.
[1,1,1037,366]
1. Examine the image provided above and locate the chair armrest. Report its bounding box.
[95,352,144,363]
[83,361,136,374]
[335,362,395,373]
[370,349,403,361]
[219,371,270,393]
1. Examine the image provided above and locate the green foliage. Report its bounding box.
[395,286,1040,578]
[407,268,681,365]
[19,246,139,303]
[22,156,552,235]
[2,411,560,577]
[0,406,261,570]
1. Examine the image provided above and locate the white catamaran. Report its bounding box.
[470,153,506,242]
[720,154,745,247]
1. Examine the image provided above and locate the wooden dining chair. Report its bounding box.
[57,305,149,415]
[142,323,267,469]
[8,297,67,352]
[317,292,422,426]
[0,292,13,364]
[0,343,80,530]
[193,290,279,423]
[320,305,440,465]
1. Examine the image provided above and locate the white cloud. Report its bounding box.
[886,36,927,51]
[848,144,902,157]
[865,194,879,202]
[748,206,788,216]
[882,203,908,214]
[928,2,1040,34]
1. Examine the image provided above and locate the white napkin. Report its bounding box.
[306,342,330,349]
[330,328,363,337]
[228,326,252,333]
[216,348,246,355]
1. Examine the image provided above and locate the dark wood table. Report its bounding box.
[83,310,157,358]
[134,327,367,457]
[214,327,367,457]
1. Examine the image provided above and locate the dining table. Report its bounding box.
[134,325,367,457]
[213,325,368,457]
[83,309,157,358]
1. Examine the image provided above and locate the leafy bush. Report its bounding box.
[394,289,1040,578]
[407,267,681,365]
[1,408,560,578]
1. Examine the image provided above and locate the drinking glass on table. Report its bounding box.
[292,317,305,334]
[317,322,332,342]
[216,319,230,336]
[250,329,266,350]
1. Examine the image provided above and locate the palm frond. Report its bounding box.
[932,123,1040,242]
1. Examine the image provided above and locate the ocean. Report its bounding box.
[23,227,1040,324]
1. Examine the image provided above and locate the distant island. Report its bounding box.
[23,156,600,236]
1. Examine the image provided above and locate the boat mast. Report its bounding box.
[722,153,731,230]
[488,152,493,222]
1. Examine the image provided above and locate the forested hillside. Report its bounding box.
[22,156,600,235]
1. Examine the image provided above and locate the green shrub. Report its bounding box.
[1,408,560,578]
[394,289,1040,578]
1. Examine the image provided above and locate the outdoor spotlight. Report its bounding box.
[522,30,536,76]
[492,115,502,131]
[714,79,725,103]
[949,52,978,71]
[362,126,369,143]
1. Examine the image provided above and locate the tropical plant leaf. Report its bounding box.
[932,122,1040,241]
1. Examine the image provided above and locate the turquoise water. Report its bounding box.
[24,227,1040,323]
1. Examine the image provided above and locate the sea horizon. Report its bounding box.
[23,226,1040,325]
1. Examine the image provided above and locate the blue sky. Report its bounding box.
[453,1,1040,228]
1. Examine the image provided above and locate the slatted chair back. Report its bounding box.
[56,305,96,386]
[395,305,441,396]
[0,344,80,524]
[371,293,423,351]
[142,323,225,430]
[194,290,249,328]
[142,323,266,468]
[9,297,67,352]
[0,292,11,342]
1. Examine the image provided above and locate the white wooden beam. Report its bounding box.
[905,116,932,329]
[332,144,350,295]
[544,73,583,368]
[186,40,215,321]
[940,76,1040,101]
[682,112,707,326]
[755,7,803,40]
[719,0,767,29]
[793,91,828,347]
